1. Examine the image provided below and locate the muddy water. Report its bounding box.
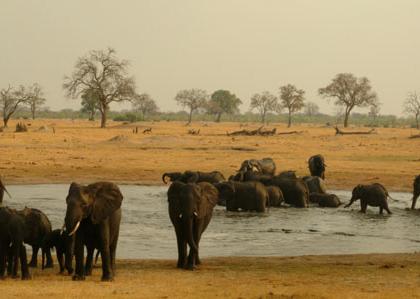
[3,185,419,259]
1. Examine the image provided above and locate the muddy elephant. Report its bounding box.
[302,176,327,194]
[42,229,74,274]
[0,207,30,280]
[266,185,284,207]
[168,182,218,270]
[410,175,420,209]
[309,193,341,207]
[230,170,273,184]
[266,177,309,208]
[0,178,11,206]
[238,158,276,176]
[64,182,123,281]
[344,183,392,214]
[17,207,53,268]
[162,171,225,184]
[215,181,269,212]
[308,154,326,179]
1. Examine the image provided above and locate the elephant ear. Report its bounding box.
[167,181,185,203]
[186,172,199,183]
[88,182,123,224]
[66,182,81,204]
[196,183,219,217]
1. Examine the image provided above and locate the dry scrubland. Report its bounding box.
[0,119,418,190]
[1,119,420,298]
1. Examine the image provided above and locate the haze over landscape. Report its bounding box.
[1,0,419,115]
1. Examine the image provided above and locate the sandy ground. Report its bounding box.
[1,119,420,298]
[0,119,418,191]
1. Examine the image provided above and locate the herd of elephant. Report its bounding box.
[0,155,418,281]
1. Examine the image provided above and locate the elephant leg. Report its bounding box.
[110,240,118,276]
[6,246,13,276]
[99,223,113,281]
[12,244,19,278]
[84,246,94,276]
[360,201,368,213]
[0,245,6,279]
[175,225,187,268]
[28,245,39,267]
[379,206,383,214]
[193,222,203,265]
[384,202,392,214]
[19,245,30,280]
[45,247,53,268]
[57,249,65,274]
[72,232,85,281]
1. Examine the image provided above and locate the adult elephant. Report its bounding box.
[308,154,326,179]
[238,158,276,176]
[64,182,123,281]
[302,176,327,194]
[410,175,420,209]
[215,181,269,212]
[0,207,30,280]
[0,178,11,206]
[266,185,284,207]
[266,177,309,208]
[162,171,225,184]
[344,183,392,214]
[230,170,273,184]
[168,182,218,270]
[17,207,53,268]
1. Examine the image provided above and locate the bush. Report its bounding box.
[113,113,138,123]
[16,122,28,132]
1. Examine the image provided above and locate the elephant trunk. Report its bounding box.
[411,195,419,210]
[184,217,198,253]
[162,173,170,184]
[41,248,46,270]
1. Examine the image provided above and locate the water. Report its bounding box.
[3,185,418,259]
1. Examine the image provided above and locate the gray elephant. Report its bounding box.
[167,182,218,270]
[302,176,327,194]
[64,182,123,281]
[308,154,326,179]
[0,178,11,206]
[230,170,273,184]
[42,229,73,274]
[266,185,284,207]
[265,177,309,208]
[215,181,269,212]
[238,158,276,176]
[410,175,420,209]
[344,183,392,214]
[162,171,225,184]
[309,193,341,207]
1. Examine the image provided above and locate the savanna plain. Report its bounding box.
[1,119,420,298]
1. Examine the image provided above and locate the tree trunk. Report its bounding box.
[215,112,222,122]
[287,110,292,128]
[343,106,352,128]
[187,108,193,125]
[31,104,36,120]
[3,116,9,128]
[100,102,108,128]
[416,114,419,129]
[89,110,94,121]
[261,112,266,124]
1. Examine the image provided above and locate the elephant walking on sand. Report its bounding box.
[410,175,420,209]
[168,182,218,270]
[344,183,392,214]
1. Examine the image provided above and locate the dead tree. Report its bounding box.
[334,126,376,135]
[143,127,152,134]
[188,129,200,135]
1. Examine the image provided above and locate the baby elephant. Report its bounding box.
[266,186,284,207]
[345,184,392,214]
[42,229,73,274]
[309,193,341,208]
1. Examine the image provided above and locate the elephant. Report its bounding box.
[277,170,298,180]
[0,207,30,280]
[17,207,53,268]
[42,229,74,274]
[230,170,273,184]
[167,181,218,270]
[238,158,276,176]
[411,175,420,209]
[64,182,123,281]
[215,181,269,212]
[309,193,341,207]
[266,185,284,207]
[265,177,309,208]
[162,171,225,184]
[344,183,392,214]
[302,176,327,194]
[308,154,326,179]
[0,178,11,206]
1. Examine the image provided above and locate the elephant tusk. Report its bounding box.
[68,221,80,236]
[178,214,182,218]
[60,223,66,235]
[193,212,198,217]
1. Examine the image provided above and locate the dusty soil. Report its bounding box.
[0,119,418,191]
[2,254,420,298]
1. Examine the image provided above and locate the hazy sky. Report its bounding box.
[1,0,419,115]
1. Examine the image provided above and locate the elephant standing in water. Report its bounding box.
[168,182,218,270]
[302,176,327,194]
[410,175,420,209]
[309,193,342,207]
[344,183,392,214]
[0,178,11,206]
[64,182,123,281]
[162,171,225,184]
[266,177,309,208]
[308,154,326,179]
[237,158,276,176]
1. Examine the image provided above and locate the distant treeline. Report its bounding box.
[13,107,416,128]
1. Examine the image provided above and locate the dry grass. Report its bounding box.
[0,119,418,191]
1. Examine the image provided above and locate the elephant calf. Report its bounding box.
[345,183,392,214]
[168,182,218,270]
[266,186,284,207]
[302,176,327,194]
[215,181,269,212]
[308,154,326,179]
[309,193,341,208]
[42,229,73,274]
[410,175,420,209]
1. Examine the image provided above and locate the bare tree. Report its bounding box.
[404,91,420,129]
[80,89,100,121]
[319,73,378,127]
[27,83,46,120]
[132,93,159,120]
[249,91,278,124]
[368,100,381,125]
[63,48,136,128]
[279,84,305,127]
[0,85,32,127]
[174,89,208,124]
[304,102,320,117]
[207,90,242,122]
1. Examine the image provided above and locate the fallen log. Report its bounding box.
[409,134,420,139]
[277,131,304,135]
[226,126,276,136]
[334,126,376,135]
